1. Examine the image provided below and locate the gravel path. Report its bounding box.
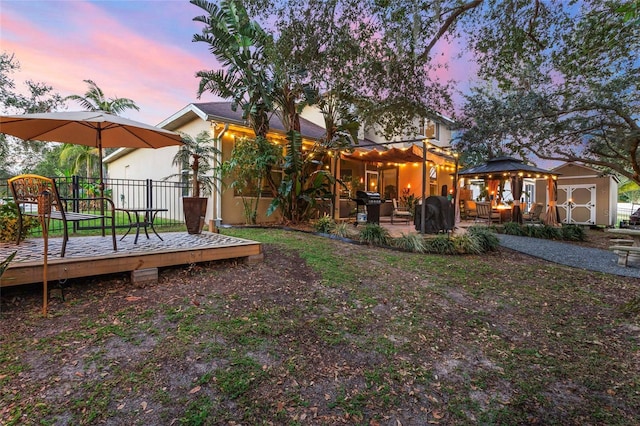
[497,234,640,278]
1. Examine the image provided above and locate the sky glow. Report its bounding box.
[1,0,474,126]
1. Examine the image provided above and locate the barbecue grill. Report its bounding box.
[354,190,382,225]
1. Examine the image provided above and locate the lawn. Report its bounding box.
[1,228,639,425]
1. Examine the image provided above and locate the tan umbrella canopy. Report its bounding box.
[0,111,183,198]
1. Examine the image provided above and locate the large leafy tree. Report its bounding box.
[192,0,337,223]
[191,0,274,139]
[457,1,640,184]
[0,52,64,175]
[245,0,469,138]
[191,0,282,202]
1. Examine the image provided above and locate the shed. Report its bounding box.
[534,162,619,226]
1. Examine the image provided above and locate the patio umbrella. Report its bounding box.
[0,111,183,198]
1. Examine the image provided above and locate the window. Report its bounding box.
[419,119,440,140]
[366,170,379,193]
[381,168,398,200]
[429,166,437,196]
[233,169,282,198]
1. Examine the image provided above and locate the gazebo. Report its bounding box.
[458,157,559,225]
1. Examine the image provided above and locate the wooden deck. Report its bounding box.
[0,231,262,287]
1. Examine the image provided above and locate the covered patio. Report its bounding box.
[339,142,459,232]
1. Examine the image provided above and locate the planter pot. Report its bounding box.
[183,197,208,234]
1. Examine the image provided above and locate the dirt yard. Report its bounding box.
[1,227,638,425]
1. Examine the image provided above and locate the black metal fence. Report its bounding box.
[617,203,640,227]
[1,175,188,235]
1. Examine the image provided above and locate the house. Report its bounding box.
[534,162,619,226]
[104,102,458,226]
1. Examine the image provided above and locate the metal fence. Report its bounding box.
[617,203,640,226]
[1,175,188,235]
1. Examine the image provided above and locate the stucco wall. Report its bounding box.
[106,147,178,182]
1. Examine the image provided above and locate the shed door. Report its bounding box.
[557,184,596,225]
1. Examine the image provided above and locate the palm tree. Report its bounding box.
[169,131,222,197]
[191,0,273,140]
[61,80,140,178]
[58,143,99,178]
[65,79,139,115]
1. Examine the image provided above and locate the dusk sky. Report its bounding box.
[1,0,474,126]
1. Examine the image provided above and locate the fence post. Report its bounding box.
[72,175,80,233]
[146,179,153,209]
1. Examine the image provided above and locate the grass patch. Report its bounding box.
[215,355,266,399]
[2,227,639,425]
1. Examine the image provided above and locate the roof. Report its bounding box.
[159,101,327,141]
[552,162,620,182]
[106,102,328,164]
[458,156,557,177]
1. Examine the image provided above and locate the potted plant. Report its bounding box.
[169,131,221,234]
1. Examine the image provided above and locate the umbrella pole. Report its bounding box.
[421,140,427,234]
[98,129,106,237]
[40,215,48,316]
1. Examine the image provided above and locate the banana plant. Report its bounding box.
[267,130,339,223]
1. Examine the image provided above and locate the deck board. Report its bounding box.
[0,232,262,287]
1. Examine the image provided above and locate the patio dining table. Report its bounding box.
[116,207,168,244]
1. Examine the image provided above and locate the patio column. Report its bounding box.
[510,173,524,224]
[544,175,559,226]
[421,140,428,234]
[453,152,460,226]
[332,151,341,220]
[210,121,228,228]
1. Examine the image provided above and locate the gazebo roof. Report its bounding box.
[458,156,557,177]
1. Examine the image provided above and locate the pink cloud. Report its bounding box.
[1,1,219,125]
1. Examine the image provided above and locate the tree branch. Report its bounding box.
[418,0,483,62]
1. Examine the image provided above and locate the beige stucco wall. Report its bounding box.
[106,147,178,182]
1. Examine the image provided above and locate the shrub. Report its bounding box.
[332,222,356,239]
[527,224,562,240]
[358,223,391,246]
[424,235,455,254]
[393,233,426,253]
[467,226,500,251]
[452,234,484,254]
[503,221,524,236]
[560,224,586,241]
[313,214,336,234]
[0,201,38,243]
